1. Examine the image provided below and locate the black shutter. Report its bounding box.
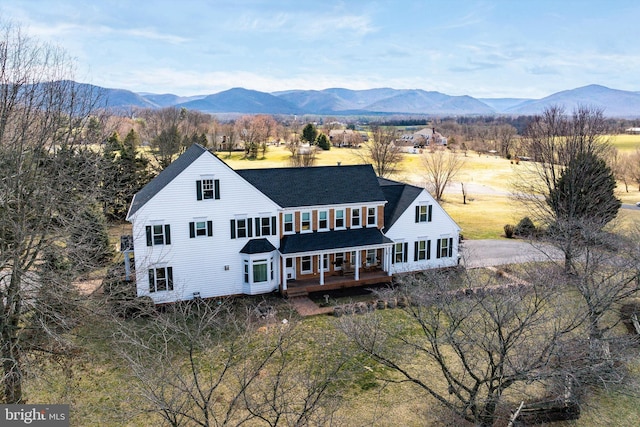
[207,221,213,236]
[164,224,171,245]
[214,179,220,199]
[196,180,203,200]
[436,239,441,259]
[414,241,418,261]
[415,206,420,222]
[404,242,408,262]
[255,218,261,237]
[230,219,236,239]
[428,205,433,222]
[146,226,152,246]
[248,219,253,237]
[271,216,277,235]
[427,240,431,260]
[392,245,396,264]
[167,267,173,291]
[448,238,453,257]
[148,269,155,292]
[189,222,195,238]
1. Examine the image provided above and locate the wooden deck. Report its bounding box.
[284,269,392,297]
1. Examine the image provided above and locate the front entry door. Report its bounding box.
[285,258,296,280]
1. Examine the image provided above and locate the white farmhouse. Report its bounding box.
[126,144,460,303]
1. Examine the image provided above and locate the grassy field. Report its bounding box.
[221,139,640,239]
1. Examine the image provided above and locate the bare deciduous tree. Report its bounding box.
[0,20,105,403]
[421,149,465,201]
[114,299,352,426]
[341,269,580,427]
[356,126,403,178]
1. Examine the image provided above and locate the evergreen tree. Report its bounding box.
[316,133,331,150]
[301,123,318,145]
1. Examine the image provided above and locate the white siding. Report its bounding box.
[129,152,280,304]
[384,189,461,274]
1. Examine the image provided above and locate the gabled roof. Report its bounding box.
[378,177,423,230]
[240,238,277,254]
[127,144,209,218]
[280,228,393,255]
[237,164,386,208]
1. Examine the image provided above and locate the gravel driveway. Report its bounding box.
[461,239,563,268]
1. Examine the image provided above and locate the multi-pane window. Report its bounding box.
[236,219,248,238]
[367,207,377,226]
[334,253,344,269]
[366,249,377,265]
[284,213,294,233]
[244,260,249,283]
[189,220,213,238]
[301,212,311,232]
[415,205,433,223]
[415,240,430,261]
[335,209,345,229]
[351,208,361,228]
[148,266,173,292]
[437,237,453,258]
[393,242,408,263]
[146,224,171,246]
[254,216,276,236]
[196,179,220,200]
[301,256,312,273]
[318,254,329,270]
[318,211,328,230]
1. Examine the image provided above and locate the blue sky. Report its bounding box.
[3,0,639,98]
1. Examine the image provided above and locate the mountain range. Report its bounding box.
[94,84,640,118]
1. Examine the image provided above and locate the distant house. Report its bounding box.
[625,127,640,134]
[125,144,461,304]
[396,127,447,152]
[328,129,367,147]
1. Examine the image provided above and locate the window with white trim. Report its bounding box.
[318,254,329,270]
[301,256,312,273]
[393,242,408,263]
[301,212,311,232]
[253,259,268,283]
[437,237,453,258]
[189,220,213,238]
[318,210,329,231]
[335,209,345,229]
[367,207,377,227]
[236,219,248,238]
[414,240,431,261]
[334,252,344,270]
[255,216,276,237]
[351,208,361,228]
[146,224,171,246]
[415,204,433,223]
[284,213,294,234]
[196,179,220,200]
[366,249,377,266]
[148,266,173,292]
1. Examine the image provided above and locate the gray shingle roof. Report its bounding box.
[378,177,423,230]
[126,144,209,218]
[240,238,277,254]
[279,228,393,254]
[237,164,386,208]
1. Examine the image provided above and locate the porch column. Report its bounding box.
[281,256,287,291]
[386,246,392,276]
[319,253,325,285]
[354,251,360,280]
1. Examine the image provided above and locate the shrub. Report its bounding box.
[515,216,536,237]
[504,224,515,238]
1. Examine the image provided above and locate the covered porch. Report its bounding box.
[279,228,394,297]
